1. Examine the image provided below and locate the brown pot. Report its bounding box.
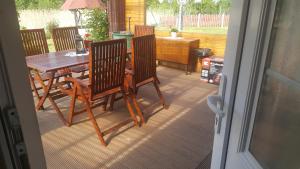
[84,40,93,50]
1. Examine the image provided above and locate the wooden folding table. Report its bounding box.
[26,50,89,125]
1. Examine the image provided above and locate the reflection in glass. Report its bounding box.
[249,0,300,169]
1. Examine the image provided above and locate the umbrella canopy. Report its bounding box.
[61,0,106,10]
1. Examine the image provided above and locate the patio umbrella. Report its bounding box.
[61,0,106,27]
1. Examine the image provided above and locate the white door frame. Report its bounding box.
[0,0,46,168]
[210,0,250,168]
[225,0,274,167]
[226,0,296,168]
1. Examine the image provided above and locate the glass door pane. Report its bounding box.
[249,0,300,169]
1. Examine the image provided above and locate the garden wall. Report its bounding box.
[19,10,75,29]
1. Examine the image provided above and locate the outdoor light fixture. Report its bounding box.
[75,34,85,54]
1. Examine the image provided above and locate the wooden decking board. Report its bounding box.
[36,67,217,169]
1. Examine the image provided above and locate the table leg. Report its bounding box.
[33,70,69,125]
[47,95,69,126]
[186,65,191,75]
[34,71,55,110]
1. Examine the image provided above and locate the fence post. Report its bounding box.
[197,13,201,27]
[221,13,225,28]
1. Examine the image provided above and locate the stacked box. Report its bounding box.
[201,56,224,85]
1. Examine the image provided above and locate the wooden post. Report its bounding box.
[107,0,126,34]
[197,13,201,27]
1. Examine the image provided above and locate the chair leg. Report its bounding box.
[109,94,116,110]
[48,96,69,126]
[54,77,60,89]
[55,77,60,83]
[82,95,107,146]
[29,74,40,98]
[67,87,77,126]
[64,75,72,89]
[121,90,138,126]
[155,75,161,84]
[80,71,85,78]
[153,81,166,108]
[130,90,145,125]
[71,84,106,146]
[103,96,109,111]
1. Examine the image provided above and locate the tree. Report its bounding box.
[85,9,109,41]
[15,0,65,9]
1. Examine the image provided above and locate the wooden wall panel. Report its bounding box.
[155,30,227,57]
[125,0,146,33]
[108,0,126,33]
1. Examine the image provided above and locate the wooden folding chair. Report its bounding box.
[134,25,155,37]
[133,25,161,84]
[124,34,166,124]
[60,39,138,146]
[20,29,71,102]
[52,27,88,76]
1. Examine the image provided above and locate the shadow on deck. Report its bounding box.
[35,67,217,169]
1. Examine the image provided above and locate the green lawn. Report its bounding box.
[156,27,228,34]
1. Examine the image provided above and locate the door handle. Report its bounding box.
[207,75,227,134]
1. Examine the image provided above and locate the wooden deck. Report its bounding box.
[35,67,217,169]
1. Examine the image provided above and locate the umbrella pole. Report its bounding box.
[71,9,81,28]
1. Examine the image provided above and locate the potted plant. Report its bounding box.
[83,33,92,50]
[170,28,178,38]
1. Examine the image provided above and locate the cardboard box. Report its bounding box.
[201,56,224,85]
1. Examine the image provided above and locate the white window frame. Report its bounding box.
[0,0,46,168]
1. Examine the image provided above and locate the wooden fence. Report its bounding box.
[149,14,230,28]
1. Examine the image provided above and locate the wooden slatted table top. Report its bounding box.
[26,50,89,72]
[26,49,132,72]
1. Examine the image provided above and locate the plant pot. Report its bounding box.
[84,40,93,50]
[171,32,177,38]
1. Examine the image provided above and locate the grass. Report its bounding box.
[156,27,228,34]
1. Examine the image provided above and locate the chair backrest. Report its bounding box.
[89,39,127,100]
[134,25,155,37]
[20,29,49,56]
[131,35,156,85]
[52,27,78,51]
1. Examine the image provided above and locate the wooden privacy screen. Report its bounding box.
[20,29,49,56]
[89,39,127,101]
[125,0,146,32]
[52,27,78,51]
[134,25,155,37]
[108,0,126,33]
